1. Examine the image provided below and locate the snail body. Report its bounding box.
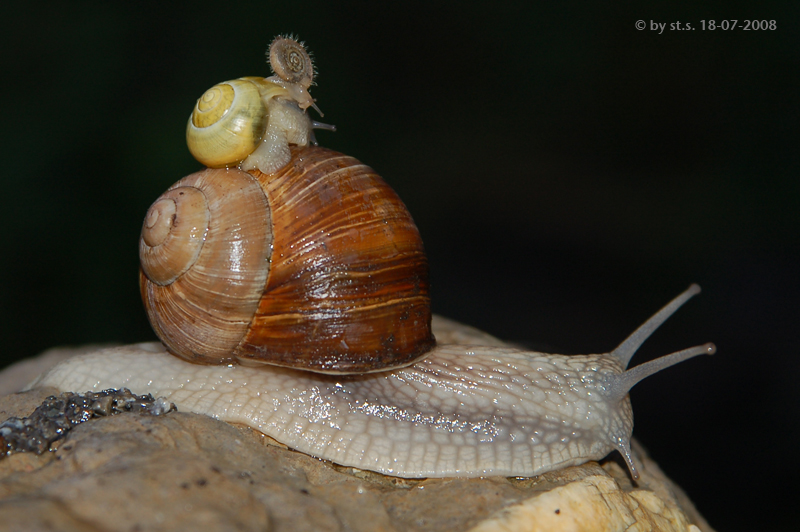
[31,286,714,479]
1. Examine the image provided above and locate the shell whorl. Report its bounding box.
[186,78,269,169]
[140,168,273,363]
[140,187,209,285]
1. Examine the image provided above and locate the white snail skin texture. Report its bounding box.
[29,285,714,480]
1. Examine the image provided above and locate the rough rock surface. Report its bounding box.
[0,318,715,532]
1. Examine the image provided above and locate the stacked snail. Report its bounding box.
[186,35,330,173]
[31,36,716,479]
[141,36,434,373]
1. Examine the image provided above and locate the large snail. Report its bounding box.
[29,37,715,480]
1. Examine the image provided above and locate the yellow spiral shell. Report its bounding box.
[186,78,268,168]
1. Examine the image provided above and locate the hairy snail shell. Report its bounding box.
[140,146,434,373]
[269,36,314,88]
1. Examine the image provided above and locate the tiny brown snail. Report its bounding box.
[29,37,716,480]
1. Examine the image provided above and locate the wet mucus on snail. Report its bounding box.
[30,37,716,480]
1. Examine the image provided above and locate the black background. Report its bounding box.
[1,2,797,530]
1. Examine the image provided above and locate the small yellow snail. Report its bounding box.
[186,36,334,174]
[29,37,716,480]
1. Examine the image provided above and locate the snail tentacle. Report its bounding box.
[610,284,702,368]
[607,343,716,402]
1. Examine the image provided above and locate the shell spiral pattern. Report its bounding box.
[140,146,435,372]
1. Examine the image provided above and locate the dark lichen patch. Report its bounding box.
[0,388,175,457]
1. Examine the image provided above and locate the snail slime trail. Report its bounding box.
[30,36,716,480]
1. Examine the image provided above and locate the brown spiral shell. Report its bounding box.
[139,146,434,373]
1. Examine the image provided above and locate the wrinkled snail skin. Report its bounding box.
[29,285,715,479]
